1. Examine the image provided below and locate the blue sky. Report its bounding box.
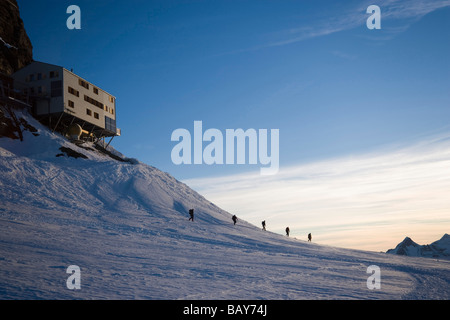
[18,0,450,250]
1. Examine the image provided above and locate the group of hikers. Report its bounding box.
[188,209,312,242]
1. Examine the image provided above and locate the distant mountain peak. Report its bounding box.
[400,237,419,247]
[387,234,450,260]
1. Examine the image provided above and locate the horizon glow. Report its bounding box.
[184,133,450,252]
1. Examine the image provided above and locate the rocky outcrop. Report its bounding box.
[0,0,33,75]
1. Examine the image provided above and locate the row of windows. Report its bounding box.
[25,73,115,105]
[23,85,114,117]
[84,94,104,109]
[24,81,63,97]
[23,86,46,95]
[24,70,115,103]
[68,99,113,118]
[67,89,115,115]
[26,71,59,82]
[86,95,115,114]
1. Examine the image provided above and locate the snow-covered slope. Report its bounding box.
[1,108,450,300]
[387,235,450,260]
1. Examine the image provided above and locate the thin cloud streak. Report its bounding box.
[207,0,450,58]
[185,133,450,251]
[263,0,450,48]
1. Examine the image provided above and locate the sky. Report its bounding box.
[17,0,450,251]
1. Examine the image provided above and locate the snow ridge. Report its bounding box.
[1,108,450,300]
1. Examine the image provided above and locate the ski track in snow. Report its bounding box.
[1,110,449,300]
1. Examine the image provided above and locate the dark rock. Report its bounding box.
[58,146,88,159]
[0,0,33,75]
